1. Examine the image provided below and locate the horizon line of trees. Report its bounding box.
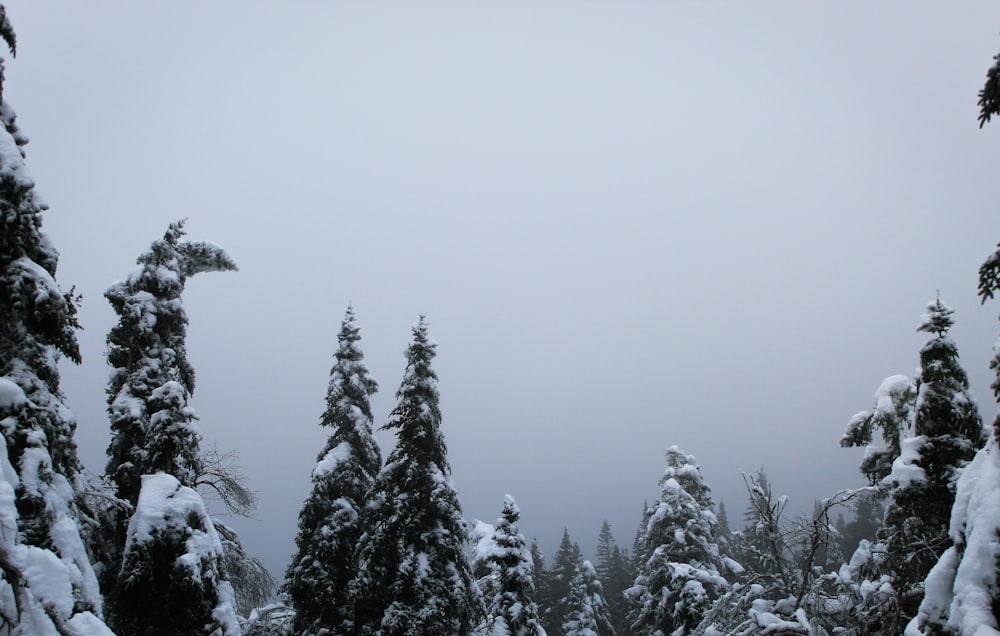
[5,3,1000,634]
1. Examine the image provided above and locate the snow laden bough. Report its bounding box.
[112,473,239,636]
[0,382,109,635]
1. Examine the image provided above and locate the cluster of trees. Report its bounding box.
[5,3,1000,634]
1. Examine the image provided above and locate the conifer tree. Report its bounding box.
[594,520,633,635]
[113,473,239,636]
[602,546,635,636]
[841,375,917,486]
[540,528,583,635]
[879,297,984,627]
[907,263,1000,634]
[284,305,380,635]
[563,561,616,636]
[627,447,733,636]
[350,317,481,635]
[105,220,237,505]
[480,496,545,636]
[0,9,110,630]
[595,520,616,583]
[103,222,238,633]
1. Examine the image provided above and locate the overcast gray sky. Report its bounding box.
[5,2,1000,577]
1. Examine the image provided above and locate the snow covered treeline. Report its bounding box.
[8,4,1000,635]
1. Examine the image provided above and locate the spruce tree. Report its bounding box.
[627,447,733,636]
[350,317,481,635]
[480,496,545,636]
[0,8,109,630]
[880,297,985,627]
[540,528,583,635]
[284,305,380,635]
[563,561,616,636]
[602,546,635,636]
[595,520,616,583]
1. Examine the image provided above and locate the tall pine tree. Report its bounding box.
[879,297,984,628]
[627,447,733,636]
[284,305,380,635]
[0,8,110,631]
[350,317,481,635]
[479,496,545,636]
[539,528,583,635]
[103,222,238,634]
[563,561,616,636]
[105,220,237,505]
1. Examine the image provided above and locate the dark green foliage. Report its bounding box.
[110,474,237,636]
[879,298,985,628]
[0,16,106,626]
[481,496,545,636]
[563,561,616,636]
[284,306,380,635]
[350,317,481,635]
[627,447,733,636]
[979,47,1000,127]
[835,491,883,559]
[842,376,916,486]
[603,546,636,636]
[538,527,583,635]
[105,220,237,506]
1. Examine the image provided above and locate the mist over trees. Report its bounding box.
[3,4,1000,636]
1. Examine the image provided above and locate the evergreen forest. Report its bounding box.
[3,5,1000,636]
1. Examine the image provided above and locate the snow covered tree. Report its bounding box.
[878,297,985,628]
[627,447,735,636]
[283,305,380,635]
[539,528,583,635]
[105,220,237,507]
[350,317,481,635]
[103,223,238,633]
[841,375,917,487]
[905,249,1000,634]
[110,473,239,636]
[477,496,545,636]
[563,561,615,636]
[0,9,111,631]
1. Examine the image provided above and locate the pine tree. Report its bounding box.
[594,520,632,635]
[0,9,109,630]
[627,447,733,636]
[350,317,481,635]
[602,546,635,636]
[105,220,237,507]
[906,269,1000,635]
[103,222,238,633]
[540,528,583,635]
[562,561,616,636]
[879,297,985,628]
[113,474,239,636]
[480,496,545,636]
[284,305,380,635]
[595,520,616,583]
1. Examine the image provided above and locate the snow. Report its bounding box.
[312,440,353,479]
[0,378,26,410]
[910,441,1000,634]
[885,435,927,488]
[0,118,33,187]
